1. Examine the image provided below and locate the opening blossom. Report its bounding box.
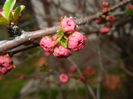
[59,73,69,84]
[0,55,13,74]
[53,45,70,58]
[68,32,87,51]
[61,17,77,33]
[40,36,55,52]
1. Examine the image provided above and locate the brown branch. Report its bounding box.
[0,0,131,53]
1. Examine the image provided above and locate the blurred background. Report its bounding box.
[0,0,133,99]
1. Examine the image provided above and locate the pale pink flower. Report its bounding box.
[40,36,55,52]
[68,32,87,51]
[59,73,69,84]
[53,45,70,58]
[61,18,77,33]
[0,55,13,74]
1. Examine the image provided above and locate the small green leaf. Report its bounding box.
[0,14,8,25]
[126,10,133,16]
[58,29,64,40]
[3,0,16,20]
[60,38,67,48]
[108,13,114,16]
[12,5,25,22]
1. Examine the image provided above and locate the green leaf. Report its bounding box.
[13,5,25,22]
[126,10,133,16]
[108,13,114,16]
[0,13,8,26]
[3,0,16,20]
[60,39,67,48]
[58,29,64,40]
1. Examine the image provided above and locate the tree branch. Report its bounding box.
[0,0,130,54]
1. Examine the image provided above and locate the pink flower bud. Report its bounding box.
[68,32,87,51]
[0,55,13,74]
[0,76,2,80]
[69,66,77,73]
[53,45,70,58]
[84,66,91,75]
[18,75,25,80]
[40,36,55,52]
[100,27,110,34]
[61,18,77,33]
[102,1,109,7]
[59,73,69,84]
[107,16,115,23]
[80,76,87,83]
[95,19,102,24]
[101,8,109,14]
[128,5,133,10]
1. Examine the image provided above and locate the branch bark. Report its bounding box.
[0,0,130,54]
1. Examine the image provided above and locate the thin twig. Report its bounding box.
[0,0,130,53]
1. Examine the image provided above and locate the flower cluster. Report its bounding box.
[0,54,13,74]
[40,17,87,58]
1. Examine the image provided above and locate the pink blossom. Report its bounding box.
[0,76,2,80]
[128,5,133,10]
[84,66,91,75]
[101,8,109,14]
[102,1,109,7]
[59,73,69,84]
[61,18,77,33]
[18,75,25,80]
[69,66,77,73]
[95,19,102,24]
[40,36,55,52]
[80,76,87,83]
[53,45,70,58]
[107,16,115,22]
[100,27,110,34]
[68,32,87,51]
[0,55,13,74]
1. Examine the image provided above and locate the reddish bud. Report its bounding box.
[18,75,25,80]
[0,76,2,80]
[53,45,70,58]
[69,66,77,73]
[80,76,87,83]
[102,1,109,7]
[0,54,13,74]
[128,5,133,10]
[95,19,102,24]
[61,17,77,33]
[68,32,87,51]
[101,8,109,14]
[100,27,110,34]
[40,36,55,52]
[84,66,91,75]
